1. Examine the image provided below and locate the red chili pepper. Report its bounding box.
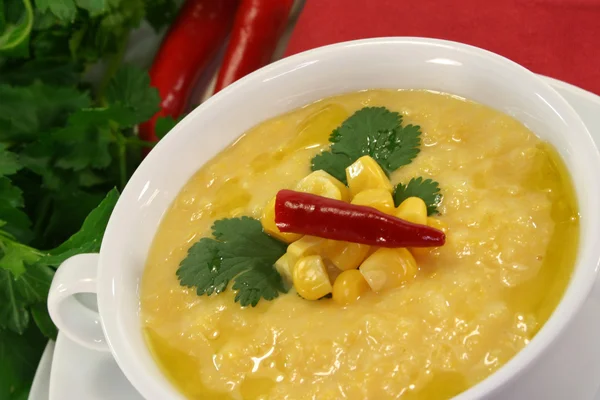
[139,0,239,144]
[275,190,446,248]
[213,0,295,93]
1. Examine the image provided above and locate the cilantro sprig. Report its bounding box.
[311,107,422,183]
[394,177,442,215]
[177,217,288,307]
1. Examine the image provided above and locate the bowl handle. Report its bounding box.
[47,253,109,352]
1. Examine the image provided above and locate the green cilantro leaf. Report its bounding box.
[373,123,422,172]
[42,187,119,266]
[231,265,285,307]
[177,217,288,307]
[329,107,401,157]
[311,107,422,180]
[177,238,224,296]
[311,151,353,184]
[393,177,442,216]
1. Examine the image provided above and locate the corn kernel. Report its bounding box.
[293,255,333,300]
[260,197,302,243]
[427,217,448,233]
[332,269,370,305]
[359,248,418,292]
[325,259,343,282]
[346,156,393,197]
[296,170,350,201]
[351,189,395,213]
[287,235,329,266]
[323,241,370,271]
[274,253,293,289]
[395,197,427,225]
[409,246,430,259]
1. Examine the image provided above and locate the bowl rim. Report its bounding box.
[98,36,600,400]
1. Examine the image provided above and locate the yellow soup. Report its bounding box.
[141,90,578,400]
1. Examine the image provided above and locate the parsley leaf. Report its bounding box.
[52,111,113,171]
[42,187,118,266]
[35,0,77,21]
[0,83,91,141]
[105,65,161,126]
[393,177,442,216]
[30,302,56,339]
[0,60,79,86]
[0,269,29,334]
[177,217,288,307]
[0,186,116,348]
[311,107,422,180]
[0,144,22,177]
[0,177,24,208]
[0,202,32,243]
[13,263,53,304]
[35,0,107,21]
[75,0,107,16]
[0,241,41,277]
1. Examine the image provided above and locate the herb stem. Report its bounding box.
[125,137,156,148]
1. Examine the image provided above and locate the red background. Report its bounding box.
[285,0,600,95]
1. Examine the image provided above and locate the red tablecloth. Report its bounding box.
[285,0,600,95]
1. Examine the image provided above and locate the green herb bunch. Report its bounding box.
[0,1,177,398]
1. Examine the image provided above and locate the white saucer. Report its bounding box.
[28,340,54,400]
[29,76,600,400]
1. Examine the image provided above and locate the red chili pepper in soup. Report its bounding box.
[274,190,446,248]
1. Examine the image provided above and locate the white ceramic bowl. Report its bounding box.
[48,37,600,400]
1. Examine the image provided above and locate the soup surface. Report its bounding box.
[141,90,578,400]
